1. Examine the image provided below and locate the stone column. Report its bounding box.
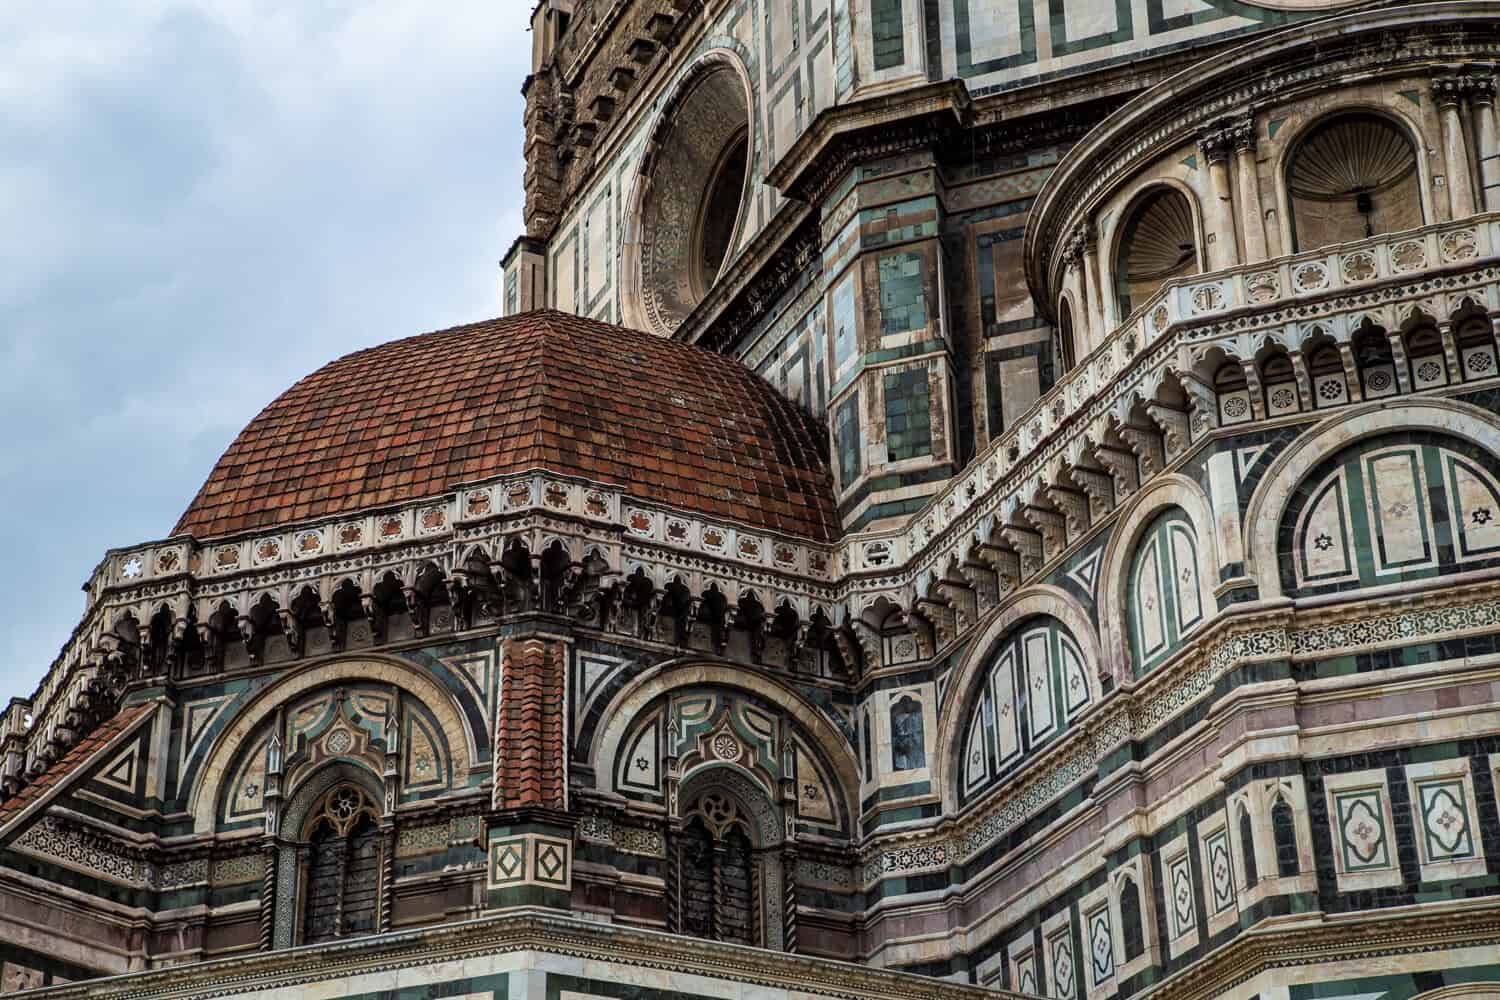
[1434,74,1477,219]
[1468,74,1500,211]
[1231,117,1268,263]
[1200,126,1240,269]
[1097,224,1118,333]
[1077,224,1105,347]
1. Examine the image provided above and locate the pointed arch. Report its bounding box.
[937,585,1102,813]
[1096,474,1222,682]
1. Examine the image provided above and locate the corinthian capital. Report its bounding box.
[1198,125,1234,164]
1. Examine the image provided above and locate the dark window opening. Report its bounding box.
[1272,798,1300,877]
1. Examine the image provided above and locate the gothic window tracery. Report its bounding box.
[298,785,382,945]
[675,793,762,948]
[1238,805,1259,890]
[1272,797,1300,877]
[1118,875,1145,962]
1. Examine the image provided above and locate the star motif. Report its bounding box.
[1314,533,1334,551]
[634,756,649,771]
[1473,507,1493,525]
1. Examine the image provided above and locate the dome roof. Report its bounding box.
[175,310,838,542]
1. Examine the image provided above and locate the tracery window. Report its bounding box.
[1055,299,1078,376]
[1119,875,1145,962]
[1272,798,1300,877]
[1286,113,1422,252]
[299,785,382,944]
[675,794,760,947]
[1238,805,1259,890]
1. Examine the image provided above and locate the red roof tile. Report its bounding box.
[175,311,837,541]
[493,637,566,810]
[0,704,151,828]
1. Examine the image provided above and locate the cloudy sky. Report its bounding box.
[1,2,532,699]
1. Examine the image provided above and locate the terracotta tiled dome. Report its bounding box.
[174,310,838,542]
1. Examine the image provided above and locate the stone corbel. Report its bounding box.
[999,523,1045,579]
[1024,505,1069,562]
[1335,342,1365,404]
[1145,403,1192,462]
[1179,375,1219,441]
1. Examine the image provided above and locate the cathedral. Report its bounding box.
[5,1,1500,997]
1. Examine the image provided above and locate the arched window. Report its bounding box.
[1406,326,1447,389]
[1287,113,1422,252]
[1128,509,1206,676]
[1272,798,1300,877]
[1055,299,1078,376]
[1308,345,1348,408]
[1215,362,1251,426]
[299,785,382,944]
[1119,876,1145,961]
[861,708,873,781]
[1262,352,1299,416]
[675,793,761,946]
[1238,805,1259,890]
[1279,432,1500,595]
[959,617,1093,804]
[890,696,926,771]
[1114,188,1198,318]
[1353,326,1397,399]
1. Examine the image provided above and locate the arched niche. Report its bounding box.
[1244,399,1500,599]
[1285,111,1422,252]
[1055,297,1078,376]
[1113,186,1201,319]
[622,51,756,336]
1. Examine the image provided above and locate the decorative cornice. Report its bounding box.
[19,909,1029,1000]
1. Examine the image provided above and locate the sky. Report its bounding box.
[0,2,533,700]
